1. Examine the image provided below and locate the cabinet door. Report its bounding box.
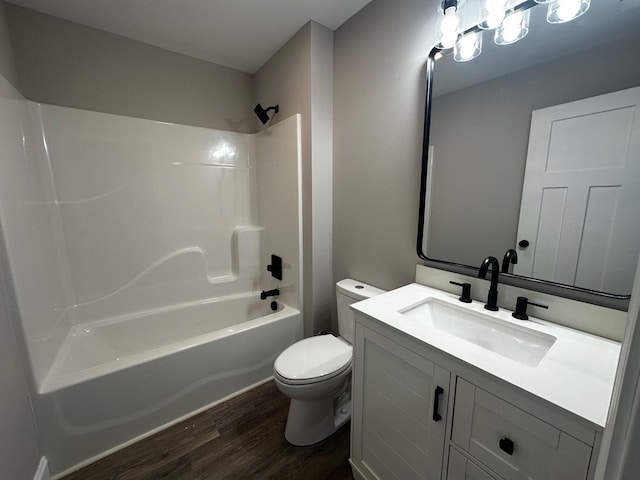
[351,324,450,480]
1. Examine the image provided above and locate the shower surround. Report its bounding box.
[0,80,302,475]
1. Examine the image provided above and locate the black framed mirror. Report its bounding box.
[418,0,640,300]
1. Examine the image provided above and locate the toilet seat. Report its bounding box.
[274,335,352,385]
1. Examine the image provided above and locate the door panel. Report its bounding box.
[515,86,640,293]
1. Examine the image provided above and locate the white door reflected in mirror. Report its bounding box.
[516,86,640,293]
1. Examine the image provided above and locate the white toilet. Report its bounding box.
[273,279,385,446]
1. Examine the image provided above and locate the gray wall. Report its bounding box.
[0,0,18,89]
[428,33,640,268]
[309,24,334,336]
[255,22,334,337]
[0,3,42,479]
[6,4,255,133]
[333,0,434,298]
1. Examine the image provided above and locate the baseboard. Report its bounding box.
[349,459,366,480]
[33,457,50,480]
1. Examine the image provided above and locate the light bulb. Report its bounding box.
[440,31,458,49]
[480,0,507,29]
[485,10,505,28]
[440,7,460,34]
[503,11,523,29]
[459,37,477,60]
[495,8,529,45]
[454,31,482,62]
[502,12,523,42]
[556,0,581,21]
[547,0,590,23]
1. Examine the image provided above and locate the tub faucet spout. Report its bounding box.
[260,288,280,300]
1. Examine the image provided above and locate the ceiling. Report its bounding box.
[5,0,372,73]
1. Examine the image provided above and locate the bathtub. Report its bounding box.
[35,293,302,476]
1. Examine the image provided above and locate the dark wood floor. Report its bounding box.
[62,380,353,480]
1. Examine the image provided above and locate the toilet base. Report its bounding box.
[284,390,351,446]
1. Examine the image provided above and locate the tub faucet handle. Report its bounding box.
[260,288,280,300]
[267,254,282,280]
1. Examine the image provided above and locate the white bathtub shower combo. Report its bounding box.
[0,89,303,476]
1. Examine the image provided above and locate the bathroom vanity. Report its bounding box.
[348,276,622,480]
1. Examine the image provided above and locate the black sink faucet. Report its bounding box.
[478,256,500,311]
[260,288,280,300]
[501,248,518,273]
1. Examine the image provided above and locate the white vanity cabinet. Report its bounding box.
[350,322,452,480]
[351,312,601,480]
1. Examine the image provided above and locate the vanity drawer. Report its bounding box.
[448,446,500,480]
[452,378,592,480]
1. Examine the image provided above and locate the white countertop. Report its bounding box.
[351,283,622,428]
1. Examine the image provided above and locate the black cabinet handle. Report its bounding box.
[518,240,530,248]
[499,437,514,455]
[433,386,444,422]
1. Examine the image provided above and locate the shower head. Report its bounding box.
[254,103,279,125]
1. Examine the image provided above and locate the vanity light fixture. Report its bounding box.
[546,0,590,23]
[454,31,483,62]
[435,0,589,63]
[495,8,530,45]
[438,0,462,49]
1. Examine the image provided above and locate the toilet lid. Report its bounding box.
[274,335,352,381]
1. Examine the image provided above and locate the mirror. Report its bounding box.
[419,0,640,297]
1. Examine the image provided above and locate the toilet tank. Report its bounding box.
[336,279,386,344]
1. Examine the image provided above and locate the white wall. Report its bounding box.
[35,104,258,321]
[256,115,303,313]
[0,84,68,390]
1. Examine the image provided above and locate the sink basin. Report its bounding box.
[400,298,556,367]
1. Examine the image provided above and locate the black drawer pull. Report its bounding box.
[499,437,514,455]
[433,386,444,422]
